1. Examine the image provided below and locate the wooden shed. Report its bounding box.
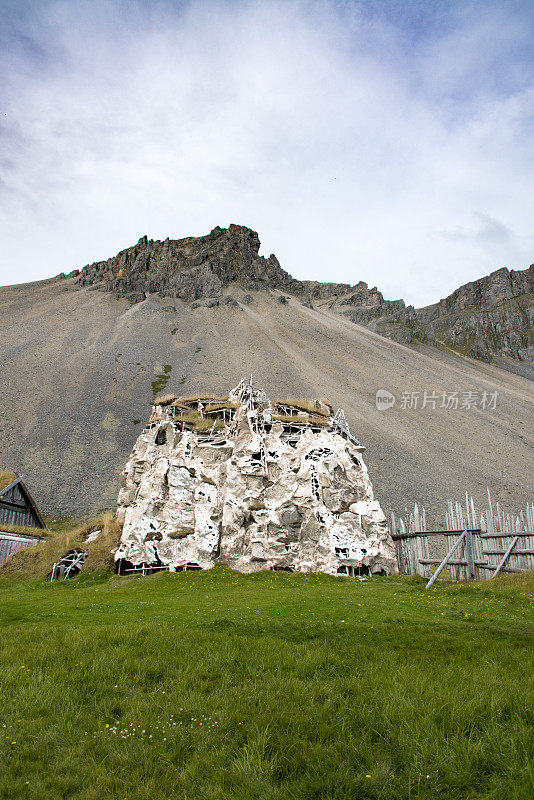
[0,472,46,528]
[0,472,46,567]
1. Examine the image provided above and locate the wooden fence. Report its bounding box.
[393,528,534,583]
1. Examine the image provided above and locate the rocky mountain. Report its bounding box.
[327,265,534,370]
[0,243,532,523]
[75,225,304,303]
[74,224,533,372]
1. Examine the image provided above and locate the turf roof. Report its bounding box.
[0,470,17,493]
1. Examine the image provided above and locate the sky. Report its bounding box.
[1,0,533,306]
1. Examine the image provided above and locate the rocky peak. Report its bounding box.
[74,223,533,370]
[334,263,534,368]
[77,224,304,303]
[435,264,534,315]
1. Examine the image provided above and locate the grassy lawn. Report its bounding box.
[0,568,532,800]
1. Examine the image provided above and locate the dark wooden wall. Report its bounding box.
[0,482,42,528]
[0,532,42,566]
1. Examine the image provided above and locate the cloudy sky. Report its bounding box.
[1,0,533,305]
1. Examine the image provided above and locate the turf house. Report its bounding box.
[115,378,397,576]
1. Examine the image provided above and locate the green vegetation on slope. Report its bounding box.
[151,365,172,398]
[0,569,532,800]
[0,469,17,492]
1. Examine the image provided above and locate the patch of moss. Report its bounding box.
[152,377,169,396]
[175,412,226,431]
[204,402,238,412]
[151,365,172,397]
[178,395,229,403]
[0,524,48,537]
[168,527,194,539]
[154,393,177,406]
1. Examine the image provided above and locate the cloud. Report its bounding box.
[0,0,533,306]
[441,213,513,244]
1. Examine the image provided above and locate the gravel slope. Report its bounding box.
[0,277,532,522]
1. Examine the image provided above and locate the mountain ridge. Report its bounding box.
[71,224,534,370]
[330,263,533,367]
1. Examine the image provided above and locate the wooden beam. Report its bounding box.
[483,565,524,574]
[392,529,481,540]
[0,499,29,512]
[490,536,519,579]
[419,559,489,567]
[426,531,466,589]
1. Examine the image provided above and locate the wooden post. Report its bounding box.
[445,533,456,581]
[465,529,475,579]
[473,530,485,579]
[490,535,519,579]
[420,533,430,579]
[426,531,466,589]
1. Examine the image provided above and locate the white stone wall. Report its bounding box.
[115,392,397,576]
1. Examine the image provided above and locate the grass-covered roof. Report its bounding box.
[0,470,17,493]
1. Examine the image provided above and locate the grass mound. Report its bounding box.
[0,512,121,579]
[0,524,49,536]
[0,569,532,799]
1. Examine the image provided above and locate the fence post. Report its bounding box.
[465,529,475,579]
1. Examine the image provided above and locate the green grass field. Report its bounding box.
[0,568,533,800]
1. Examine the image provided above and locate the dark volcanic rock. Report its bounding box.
[335,266,534,363]
[77,224,307,302]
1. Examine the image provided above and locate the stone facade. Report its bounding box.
[115,380,397,576]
